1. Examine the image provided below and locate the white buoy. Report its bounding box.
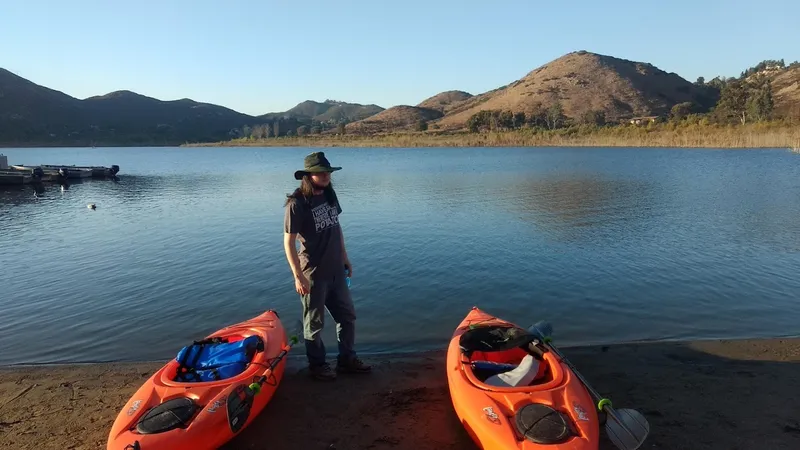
[87,203,96,210]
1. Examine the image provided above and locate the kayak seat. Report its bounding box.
[482,354,542,387]
[471,354,547,387]
[173,335,264,383]
[459,324,552,388]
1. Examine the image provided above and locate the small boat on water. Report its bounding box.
[10,164,119,180]
[0,169,33,185]
[1,153,120,185]
[40,164,120,178]
[10,165,61,181]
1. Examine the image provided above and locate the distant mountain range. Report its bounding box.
[1,51,798,146]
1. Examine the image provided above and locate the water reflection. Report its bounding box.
[511,175,662,242]
[2,146,800,365]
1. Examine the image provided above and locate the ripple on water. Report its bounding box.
[1,146,799,365]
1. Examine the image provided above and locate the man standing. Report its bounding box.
[283,151,371,380]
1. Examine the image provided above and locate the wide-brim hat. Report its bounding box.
[294,151,341,180]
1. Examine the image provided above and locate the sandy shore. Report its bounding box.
[1,338,799,450]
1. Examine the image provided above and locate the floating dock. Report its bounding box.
[0,154,120,184]
[0,168,33,185]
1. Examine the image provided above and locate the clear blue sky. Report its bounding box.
[2,0,798,116]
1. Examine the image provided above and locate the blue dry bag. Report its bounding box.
[173,335,263,382]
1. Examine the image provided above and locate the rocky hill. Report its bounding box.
[344,106,443,134]
[416,90,473,114]
[435,51,721,130]
[257,99,384,124]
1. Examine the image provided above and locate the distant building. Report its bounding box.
[627,116,660,125]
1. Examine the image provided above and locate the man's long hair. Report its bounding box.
[285,174,338,207]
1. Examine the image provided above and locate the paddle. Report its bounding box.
[225,319,303,434]
[528,321,650,450]
[249,319,303,394]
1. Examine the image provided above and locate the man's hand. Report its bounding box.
[295,273,310,295]
[344,256,353,278]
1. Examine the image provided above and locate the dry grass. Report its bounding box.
[187,122,800,149]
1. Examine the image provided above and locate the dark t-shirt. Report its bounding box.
[283,192,344,281]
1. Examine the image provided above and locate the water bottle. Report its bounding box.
[344,266,351,288]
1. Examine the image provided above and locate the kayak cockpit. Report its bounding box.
[458,324,565,392]
[158,332,267,386]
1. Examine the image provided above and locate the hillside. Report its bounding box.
[82,90,254,143]
[416,90,473,114]
[344,106,443,134]
[257,100,384,124]
[435,51,720,130]
[0,69,259,145]
[0,69,387,145]
[0,68,88,142]
[2,51,798,146]
[770,66,800,119]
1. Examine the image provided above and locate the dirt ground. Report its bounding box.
[1,338,799,450]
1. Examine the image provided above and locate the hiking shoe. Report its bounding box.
[336,357,372,374]
[309,363,337,381]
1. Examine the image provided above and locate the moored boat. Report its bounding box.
[40,164,120,177]
[0,169,33,185]
[11,165,66,181]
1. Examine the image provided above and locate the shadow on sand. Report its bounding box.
[222,339,800,450]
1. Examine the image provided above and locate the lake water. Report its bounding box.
[1,146,799,366]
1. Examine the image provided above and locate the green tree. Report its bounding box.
[579,110,606,126]
[337,123,346,134]
[498,110,514,130]
[513,112,526,128]
[526,103,546,128]
[545,101,565,130]
[251,124,267,139]
[467,110,496,132]
[670,102,695,122]
[706,76,728,91]
[415,119,428,132]
[715,79,749,124]
[746,79,774,121]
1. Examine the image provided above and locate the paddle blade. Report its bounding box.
[226,384,254,434]
[289,319,303,345]
[527,320,553,340]
[604,408,650,450]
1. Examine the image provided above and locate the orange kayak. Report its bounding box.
[107,309,291,450]
[446,307,600,450]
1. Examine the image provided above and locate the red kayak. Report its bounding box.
[107,309,295,450]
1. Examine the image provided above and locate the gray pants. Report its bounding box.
[301,272,357,367]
